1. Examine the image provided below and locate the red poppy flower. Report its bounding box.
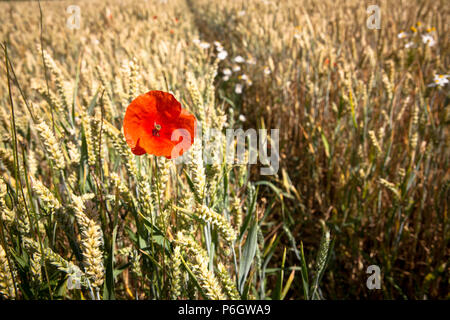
[123,91,196,159]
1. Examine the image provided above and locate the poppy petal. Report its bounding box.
[151,90,181,120]
[123,93,157,152]
[131,138,147,155]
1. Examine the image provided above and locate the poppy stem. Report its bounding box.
[154,156,168,297]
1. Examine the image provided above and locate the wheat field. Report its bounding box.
[0,0,448,300]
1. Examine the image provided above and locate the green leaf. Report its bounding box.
[238,220,258,293]
[180,255,208,300]
[272,247,287,300]
[103,225,118,300]
[281,269,296,299]
[254,181,294,200]
[283,225,309,299]
[183,169,202,203]
[321,132,330,158]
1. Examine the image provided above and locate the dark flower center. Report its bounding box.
[152,123,162,137]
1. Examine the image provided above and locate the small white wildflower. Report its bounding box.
[405,41,415,48]
[264,67,271,75]
[222,68,232,76]
[294,33,301,39]
[222,75,230,81]
[193,39,201,45]
[397,31,408,39]
[215,41,225,52]
[234,56,245,63]
[217,50,228,60]
[232,65,241,72]
[235,84,243,94]
[238,74,252,86]
[421,34,436,47]
[238,10,246,17]
[67,128,76,137]
[239,74,248,81]
[239,114,246,122]
[200,42,211,49]
[428,74,449,87]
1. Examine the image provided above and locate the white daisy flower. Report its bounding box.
[235,83,243,94]
[239,114,247,122]
[234,56,246,63]
[199,42,211,49]
[239,74,248,81]
[222,75,230,81]
[428,74,449,87]
[405,41,415,48]
[232,65,241,72]
[238,74,252,86]
[222,68,232,76]
[215,41,224,52]
[397,31,408,39]
[217,50,228,60]
[421,34,436,47]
